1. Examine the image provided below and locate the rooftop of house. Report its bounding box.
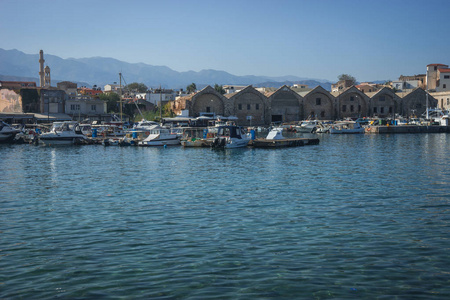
[428,63,449,67]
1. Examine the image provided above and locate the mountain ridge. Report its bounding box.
[0,48,333,90]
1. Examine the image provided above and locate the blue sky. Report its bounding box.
[1,0,449,82]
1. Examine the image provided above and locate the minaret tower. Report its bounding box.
[39,50,45,87]
[44,66,51,87]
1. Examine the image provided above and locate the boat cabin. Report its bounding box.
[216,125,246,139]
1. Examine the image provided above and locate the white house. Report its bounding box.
[436,68,450,92]
[104,84,121,93]
[65,96,107,117]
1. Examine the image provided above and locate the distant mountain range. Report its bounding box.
[0,48,333,91]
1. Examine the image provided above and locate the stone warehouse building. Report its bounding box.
[299,86,335,120]
[225,86,267,126]
[171,85,436,126]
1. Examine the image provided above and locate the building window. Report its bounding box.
[247,104,251,110]
[206,107,211,112]
[255,104,259,110]
[444,84,447,89]
[381,107,385,114]
[91,105,96,111]
[358,105,361,112]
[316,98,321,105]
[350,105,354,112]
[374,107,377,113]
[70,104,80,110]
[320,111,325,117]
[444,75,450,79]
[350,96,354,101]
[447,98,449,105]
[238,104,242,110]
[389,107,393,113]
[379,96,385,101]
[342,105,347,112]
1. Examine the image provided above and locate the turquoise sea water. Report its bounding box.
[1,133,450,299]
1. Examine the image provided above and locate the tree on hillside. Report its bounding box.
[214,84,225,95]
[186,83,197,94]
[338,74,357,85]
[125,82,148,93]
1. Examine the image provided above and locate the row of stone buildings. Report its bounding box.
[172,85,439,126]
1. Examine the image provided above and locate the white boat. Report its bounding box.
[138,127,180,146]
[425,108,449,126]
[39,121,87,145]
[329,121,365,134]
[252,127,319,148]
[133,119,161,131]
[296,120,321,133]
[103,136,134,146]
[211,125,251,148]
[79,124,92,136]
[315,123,330,133]
[93,124,126,137]
[0,121,21,143]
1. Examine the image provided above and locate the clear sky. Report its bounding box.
[1,0,449,82]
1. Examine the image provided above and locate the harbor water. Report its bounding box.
[1,133,449,299]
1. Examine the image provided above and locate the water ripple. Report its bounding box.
[1,134,450,298]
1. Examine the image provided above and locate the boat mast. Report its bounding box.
[159,84,162,123]
[119,72,123,122]
[426,68,429,120]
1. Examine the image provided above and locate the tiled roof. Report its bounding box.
[439,68,450,73]
[428,63,448,67]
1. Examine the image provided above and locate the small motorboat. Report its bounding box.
[252,127,319,148]
[39,121,87,145]
[138,127,180,146]
[0,121,21,143]
[211,125,251,149]
[296,120,321,133]
[329,121,365,134]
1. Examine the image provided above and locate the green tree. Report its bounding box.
[99,92,121,113]
[338,74,357,85]
[124,82,148,93]
[163,102,175,118]
[186,83,197,94]
[214,84,225,95]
